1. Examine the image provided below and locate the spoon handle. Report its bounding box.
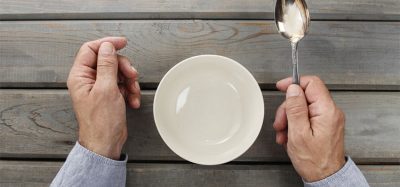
[292,61,300,85]
[291,42,300,85]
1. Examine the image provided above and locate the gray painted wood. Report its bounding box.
[1,90,399,163]
[130,164,400,187]
[1,161,399,187]
[0,0,399,20]
[0,161,61,187]
[1,21,399,90]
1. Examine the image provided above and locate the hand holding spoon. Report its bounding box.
[275,0,310,85]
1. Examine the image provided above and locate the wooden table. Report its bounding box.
[1,1,400,186]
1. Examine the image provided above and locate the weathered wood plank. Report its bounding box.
[1,90,399,163]
[1,161,399,187]
[0,0,399,20]
[1,21,399,90]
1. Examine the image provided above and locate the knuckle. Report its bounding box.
[76,42,94,58]
[309,75,321,82]
[81,42,89,48]
[99,58,116,68]
[286,101,308,118]
[326,107,346,134]
[82,41,90,47]
[307,75,325,86]
[80,42,91,51]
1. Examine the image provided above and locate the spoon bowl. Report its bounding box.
[275,0,310,84]
[275,0,310,43]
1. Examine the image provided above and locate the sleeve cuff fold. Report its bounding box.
[72,141,128,166]
[303,157,369,187]
[50,142,127,187]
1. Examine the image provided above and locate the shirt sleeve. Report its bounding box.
[303,157,369,187]
[50,142,127,187]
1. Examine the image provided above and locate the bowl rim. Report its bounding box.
[153,54,265,165]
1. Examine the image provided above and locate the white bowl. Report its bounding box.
[153,55,264,165]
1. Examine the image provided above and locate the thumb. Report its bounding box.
[285,84,311,136]
[96,42,118,84]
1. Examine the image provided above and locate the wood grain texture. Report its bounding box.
[1,90,399,163]
[1,21,399,90]
[0,0,399,20]
[1,161,400,187]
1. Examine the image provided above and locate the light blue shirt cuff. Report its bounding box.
[303,157,369,187]
[50,142,127,187]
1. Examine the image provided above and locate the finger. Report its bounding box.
[277,76,331,104]
[119,85,128,99]
[118,73,124,84]
[277,76,326,92]
[118,55,137,79]
[117,55,141,109]
[276,77,292,91]
[74,37,127,68]
[127,81,141,109]
[276,131,288,145]
[273,102,287,131]
[285,84,312,137]
[96,42,119,85]
[118,55,138,93]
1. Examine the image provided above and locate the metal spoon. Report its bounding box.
[275,0,310,85]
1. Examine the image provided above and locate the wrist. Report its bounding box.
[304,157,346,182]
[79,139,123,160]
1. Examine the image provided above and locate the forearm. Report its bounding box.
[51,142,127,187]
[303,157,369,187]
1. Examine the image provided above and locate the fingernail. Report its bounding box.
[286,84,301,98]
[131,66,137,73]
[135,81,140,89]
[276,79,284,86]
[99,42,114,56]
[134,97,141,108]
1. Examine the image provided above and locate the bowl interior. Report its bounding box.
[154,55,264,165]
